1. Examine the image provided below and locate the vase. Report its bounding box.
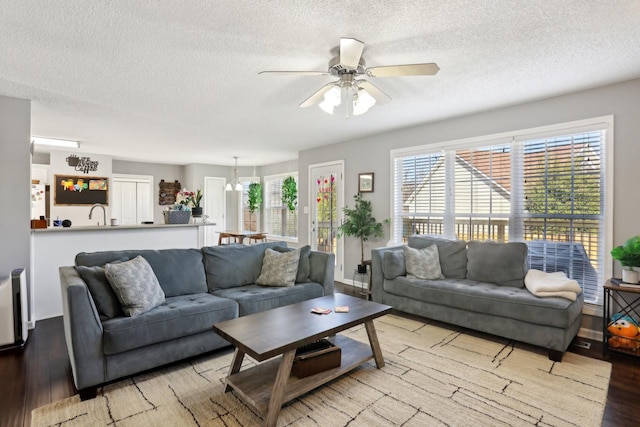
[622,268,639,284]
[191,207,203,217]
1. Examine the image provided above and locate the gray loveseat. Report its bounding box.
[59,241,334,399]
[371,235,583,361]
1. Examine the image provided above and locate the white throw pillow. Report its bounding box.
[256,248,300,287]
[403,244,443,280]
[105,255,165,317]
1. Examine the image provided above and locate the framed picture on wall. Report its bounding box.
[358,173,374,193]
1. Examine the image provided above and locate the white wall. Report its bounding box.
[0,95,31,286]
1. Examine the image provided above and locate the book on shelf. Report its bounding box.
[610,277,640,288]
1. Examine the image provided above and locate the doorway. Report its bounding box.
[309,161,344,281]
[204,177,226,246]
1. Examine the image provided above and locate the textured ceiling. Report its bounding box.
[1,1,640,167]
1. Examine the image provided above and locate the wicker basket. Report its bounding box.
[163,210,191,224]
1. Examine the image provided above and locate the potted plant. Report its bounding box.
[282,176,297,212]
[190,189,203,217]
[247,182,262,232]
[611,235,640,283]
[338,193,389,273]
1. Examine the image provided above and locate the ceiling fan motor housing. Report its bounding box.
[328,56,367,76]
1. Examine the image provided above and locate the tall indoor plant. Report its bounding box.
[338,193,388,273]
[281,176,297,212]
[611,235,640,283]
[247,182,262,232]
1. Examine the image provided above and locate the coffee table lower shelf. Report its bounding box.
[225,334,373,417]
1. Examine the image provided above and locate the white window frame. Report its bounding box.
[264,172,299,243]
[238,176,261,233]
[390,116,613,310]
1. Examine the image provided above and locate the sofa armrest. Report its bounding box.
[308,251,335,295]
[59,266,106,391]
[371,245,404,302]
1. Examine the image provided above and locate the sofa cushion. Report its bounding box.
[256,248,300,287]
[273,245,311,282]
[383,276,581,329]
[408,235,467,279]
[212,282,324,316]
[466,241,528,288]
[105,256,166,317]
[383,250,406,280]
[202,241,285,291]
[403,244,443,280]
[76,264,124,319]
[76,248,207,297]
[101,293,238,355]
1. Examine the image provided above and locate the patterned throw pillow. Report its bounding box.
[105,256,165,317]
[403,244,443,280]
[256,248,300,287]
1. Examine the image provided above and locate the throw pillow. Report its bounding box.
[76,264,124,319]
[273,245,311,282]
[407,235,467,279]
[105,256,165,317]
[403,244,443,280]
[383,251,406,280]
[466,241,528,288]
[256,248,300,287]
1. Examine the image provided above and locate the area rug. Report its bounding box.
[32,315,611,426]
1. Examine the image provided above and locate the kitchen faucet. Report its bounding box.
[89,203,107,226]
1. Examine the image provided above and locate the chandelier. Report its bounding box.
[225,156,243,191]
[318,74,376,117]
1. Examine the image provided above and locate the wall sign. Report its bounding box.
[66,155,99,174]
[159,179,181,205]
[54,175,108,205]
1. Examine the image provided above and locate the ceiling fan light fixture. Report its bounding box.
[352,86,376,116]
[323,85,342,107]
[319,100,335,114]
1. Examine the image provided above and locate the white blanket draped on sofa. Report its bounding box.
[524,269,582,301]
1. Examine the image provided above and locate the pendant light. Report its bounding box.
[225,156,243,191]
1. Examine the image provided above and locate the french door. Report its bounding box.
[309,161,344,281]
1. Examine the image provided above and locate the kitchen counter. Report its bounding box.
[30,222,220,323]
[32,222,216,232]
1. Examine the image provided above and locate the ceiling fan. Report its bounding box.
[259,37,439,116]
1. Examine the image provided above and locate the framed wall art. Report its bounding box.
[358,172,374,193]
[54,175,109,205]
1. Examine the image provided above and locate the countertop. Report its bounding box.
[32,222,216,232]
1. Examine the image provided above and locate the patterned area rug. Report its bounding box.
[32,314,611,426]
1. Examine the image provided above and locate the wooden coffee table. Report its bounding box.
[212,293,391,427]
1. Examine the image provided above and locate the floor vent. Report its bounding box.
[574,341,591,350]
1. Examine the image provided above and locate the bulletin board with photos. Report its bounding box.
[54,175,109,205]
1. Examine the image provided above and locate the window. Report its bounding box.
[239,177,260,232]
[391,117,612,305]
[264,173,298,240]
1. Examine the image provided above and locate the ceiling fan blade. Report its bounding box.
[339,37,365,70]
[367,63,440,77]
[357,80,391,103]
[299,83,336,108]
[258,70,329,76]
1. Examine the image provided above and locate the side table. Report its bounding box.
[603,279,640,358]
[352,260,372,300]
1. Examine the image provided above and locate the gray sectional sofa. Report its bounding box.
[59,241,334,399]
[371,235,583,361]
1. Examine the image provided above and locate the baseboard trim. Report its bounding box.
[578,327,602,342]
